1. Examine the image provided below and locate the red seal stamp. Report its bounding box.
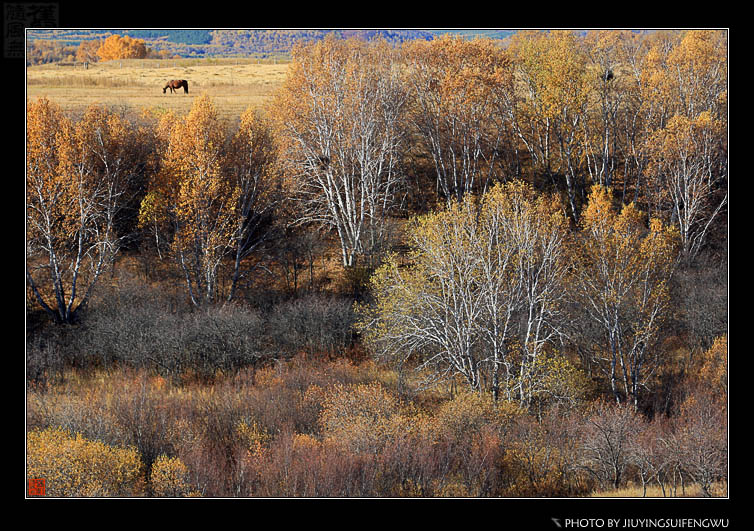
[28,478,45,496]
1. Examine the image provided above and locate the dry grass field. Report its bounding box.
[588,482,728,498]
[26,58,290,122]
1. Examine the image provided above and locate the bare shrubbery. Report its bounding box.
[267,294,356,357]
[77,279,266,380]
[26,328,69,388]
[25,253,726,499]
[28,277,357,387]
[578,401,641,491]
[27,345,726,497]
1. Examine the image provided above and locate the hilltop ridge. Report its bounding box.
[26,28,518,61]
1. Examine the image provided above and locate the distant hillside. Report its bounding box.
[26,29,213,45]
[26,28,518,61]
[426,29,517,40]
[208,29,439,57]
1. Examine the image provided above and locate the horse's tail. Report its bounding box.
[184,80,189,94]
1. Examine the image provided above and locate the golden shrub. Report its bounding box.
[505,442,568,497]
[291,433,321,452]
[149,455,199,497]
[319,383,400,453]
[698,335,727,399]
[253,366,283,388]
[236,420,271,458]
[436,476,471,497]
[27,427,144,497]
[433,391,523,442]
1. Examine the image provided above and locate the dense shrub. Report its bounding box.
[372,411,443,496]
[26,383,124,449]
[150,455,200,497]
[26,357,726,497]
[75,282,266,381]
[110,377,179,481]
[27,427,144,497]
[433,391,522,444]
[430,392,522,496]
[267,294,356,357]
[578,401,641,490]
[673,390,727,497]
[28,281,359,386]
[173,306,266,379]
[504,408,591,496]
[26,329,68,387]
[248,429,378,497]
[318,382,400,454]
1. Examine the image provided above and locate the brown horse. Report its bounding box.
[163,79,189,94]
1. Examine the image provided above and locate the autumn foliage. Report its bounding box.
[96,34,149,61]
[27,30,727,498]
[27,427,144,496]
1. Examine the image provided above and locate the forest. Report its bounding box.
[24,29,456,63]
[26,29,728,500]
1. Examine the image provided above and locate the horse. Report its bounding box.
[163,79,189,94]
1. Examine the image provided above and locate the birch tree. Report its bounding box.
[158,95,239,306]
[475,182,571,404]
[272,36,408,268]
[225,108,279,302]
[359,182,575,404]
[491,184,572,406]
[574,185,679,408]
[362,195,485,391]
[508,31,591,221]
[402,36,514,205]
[582,30,626,190]
[640,30,727,222]
[141,97,278,306]
[646,112,727,260]
[611,30,657,205]
[26,99,138,323]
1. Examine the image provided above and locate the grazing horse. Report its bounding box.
[163,79,189,94]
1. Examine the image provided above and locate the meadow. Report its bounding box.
[26,58,289,121]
